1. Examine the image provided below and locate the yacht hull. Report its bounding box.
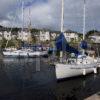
[3,51,48,58]
[55,63,97,79]
[3,51,28,58]
[3,51,19,57]
[28,51,48,57]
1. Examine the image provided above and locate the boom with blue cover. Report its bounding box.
[55,33,80,55]
[80,40,87,49]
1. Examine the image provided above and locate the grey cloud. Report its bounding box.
[0,0,100,33]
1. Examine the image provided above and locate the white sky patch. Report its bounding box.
[0,20,11,27]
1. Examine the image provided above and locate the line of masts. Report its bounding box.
[61,0,86,40]
[60,0,86,60]
[22,1,31,31]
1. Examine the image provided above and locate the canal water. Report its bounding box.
[0,58,100,100]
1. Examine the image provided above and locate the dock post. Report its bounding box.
[93,68,97,74]
[83,69,86,75]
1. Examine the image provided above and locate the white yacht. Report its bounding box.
[3,49,28,57]
[28,50,48,57]
[3,50,20,57]
[3,48,48,58]
[55,0,98,80]
[55,55,98,79]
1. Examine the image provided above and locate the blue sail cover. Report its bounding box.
[55,33,67,51]
[80,40,87,49]
[55,33,79,55]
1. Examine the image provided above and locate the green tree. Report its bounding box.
[0,38,7,48]
[31,28,40,33]
[11,28,19,33]
[31,34,37,44]
[12,38,22,48]
[86,30,99,38]
[6,39,15,47]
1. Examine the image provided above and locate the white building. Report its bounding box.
[0,32,3,35]
[3,31,12,40]
[64,32,79,42]
[50,32,57,40]
[39,31,50,42]
[89,35,100,43]
[18,31,31,41]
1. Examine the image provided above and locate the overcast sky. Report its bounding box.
[0,0,100,33]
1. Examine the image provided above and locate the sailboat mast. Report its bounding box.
[28,7,31,31]
[60,0,64,62]
[61,0,64,32]
[28,7,32,44]
[83,0,86,40]
[22,1,24,32]
[22,1,24,41]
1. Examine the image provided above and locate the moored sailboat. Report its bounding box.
[55,0,98,80]
[2,2,48,58]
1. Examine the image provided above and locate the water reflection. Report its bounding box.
[55,73,100,100]
[0,58,100,100]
